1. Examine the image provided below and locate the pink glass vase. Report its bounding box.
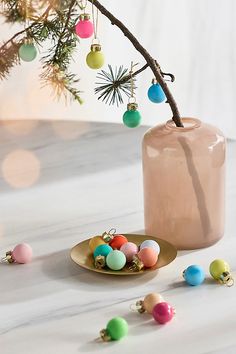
[142,118,226,249]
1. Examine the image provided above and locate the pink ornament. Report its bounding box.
[152,302,174,324]
[137,247,158,268]
[120,242,138,262]
[12,243,33,264]
[75,14,94,39]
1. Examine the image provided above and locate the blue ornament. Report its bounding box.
[140,239,160,255]
[93,244,112,259]
[183,265,205,286]
[147,83,166,103]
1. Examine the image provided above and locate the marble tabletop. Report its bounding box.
[0,120,236,354]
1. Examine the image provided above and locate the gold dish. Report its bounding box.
[70,234,177,275]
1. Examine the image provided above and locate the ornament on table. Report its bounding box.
[75,0,94,38]
[130,293,164,314]
[140,239,160,255]
[209,259,234,287]
[109,234,128,250]
[93,244,112,269]
[19,39,37,62]
[147,78,166,103]
[1,243,32,264]
[183,265,205,286]
[100,317,128,341]
[152,302,175,324]
[123,62,141,128]
[120,242,138,262]
[129,247,158,271]
[106,250,126,270]
[86,2,104,69]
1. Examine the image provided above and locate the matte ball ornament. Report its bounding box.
[147,81,166,103]
[89,236,106,253]
[183,265,205,286]
[2,243,33,264]
[140,239,160,255]
[93,244,113,269]
[130,247,158,271]
[86,44,104,69]
[152,302,175,324]
[100,317,128,341]
[120,242,138,262]
[109,235,128,250]
[106,250,126,270]
[19,43,37,62]
[131,293,164,314]
[209,259,234,286]
[123,102,141,128]
[75,14,94,38]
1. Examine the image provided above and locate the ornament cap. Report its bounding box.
[151,78,158,85]
[94,255,106,269]
[129,255,144,272]
[100,329,111,342]
[101,228,116,243]
[1,250,14,263]
[127,102,138,111]
[219,271,234,287]
[130,300,145,313]
[79,13,91,21]
[90,44,102,52]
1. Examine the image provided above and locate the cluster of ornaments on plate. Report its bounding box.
[89,229,160,272]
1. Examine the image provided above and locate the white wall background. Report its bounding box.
[0,0,236,138]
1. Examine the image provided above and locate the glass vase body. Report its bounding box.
[142,118,226,249]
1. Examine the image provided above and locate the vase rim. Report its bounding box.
[166,118,201,131]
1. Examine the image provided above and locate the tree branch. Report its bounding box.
[88,0,183,127]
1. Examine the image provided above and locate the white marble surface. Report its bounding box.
[0,120,236,354]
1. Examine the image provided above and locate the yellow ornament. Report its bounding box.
[209,259,234,286]
[86,44,104,69]
[89,236,106,253]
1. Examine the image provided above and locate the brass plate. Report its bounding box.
[70,234,177,275]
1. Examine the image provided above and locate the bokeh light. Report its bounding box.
[1,120,38,136]
[2,149,41,189]
[51,120,89,140]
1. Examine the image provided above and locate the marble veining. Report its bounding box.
[0,120,236,354]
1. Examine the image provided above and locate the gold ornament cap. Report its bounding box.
[127,102,138,111]
[101,228,116,243]
[79,13,91,21]
[129,255,144,272]
[90,44,102,52]
[100,329,111,342]
[219,271,234,287]
[94,255,106,269]
[2,250,14,263]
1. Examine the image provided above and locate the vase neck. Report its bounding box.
[166,118,201,132]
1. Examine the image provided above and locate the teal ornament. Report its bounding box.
[106,250,126,270]
[19,43,37,62]
[183,265,205,286]
[148,82,166,103]
[93,244,112,259]
[123,102,141,128]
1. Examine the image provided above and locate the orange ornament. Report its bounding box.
[137,247,158,268]
[109,235,128,250]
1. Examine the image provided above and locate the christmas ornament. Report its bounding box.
[147,79,166,103]
[89,236,106,253]
[86,43,104,69]
[93,244,112,269]
[209,259,234,286]
[123,61,142,128]
[2,243,32,264]
[130,247,158,271]
[100,317,128,341]
[152,302,175,324]
[140,239,160,255]
[101,228,116,243]
[131,293,164,314]
[109,234,128,250]
[183,265,205,286]
[75,14,94,38]
[19,42,37,62]
[106,250,126,270]
[120,242,138,262]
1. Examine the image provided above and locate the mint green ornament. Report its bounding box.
[100,317,128,341]
[19,43,37,62]
[106,250,126,270]
[123,102,141,128]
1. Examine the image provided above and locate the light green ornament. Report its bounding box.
[19,43,37,62]
[106,250,126,270]
[86,44,104,69]
[100,317,128,341]
[123,102,142,128]
[209,259,234,286]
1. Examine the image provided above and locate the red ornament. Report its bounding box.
[152,302,174,324]
[109,235,128,250]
